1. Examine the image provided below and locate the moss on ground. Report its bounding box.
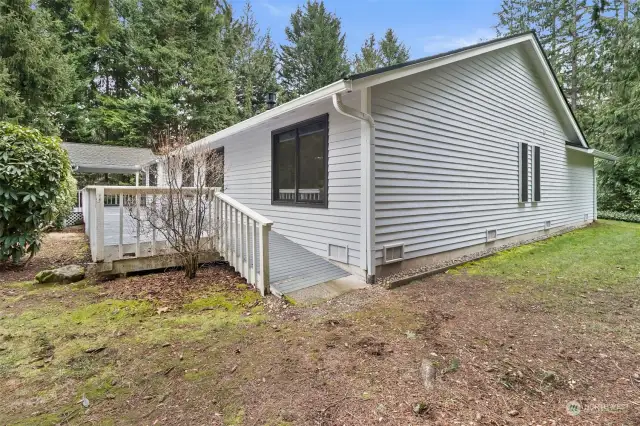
[0,277,265,425]
[455,220,640,307]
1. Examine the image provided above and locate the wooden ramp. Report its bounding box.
[268,231,350,296]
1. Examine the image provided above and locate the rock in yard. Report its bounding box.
[420,359,437,390]
[35,265,85,284]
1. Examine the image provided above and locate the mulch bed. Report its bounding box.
[99,263,249,306]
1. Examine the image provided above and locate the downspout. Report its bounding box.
[332,91,376,283]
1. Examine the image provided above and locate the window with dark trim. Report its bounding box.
[272,114,328,207]
[533,146,541,202]
[205,147,224,188]
[149,163,158,186]
[519,142,529,202]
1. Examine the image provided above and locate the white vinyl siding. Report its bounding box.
[204,94,363,268]
[372,44,594,266]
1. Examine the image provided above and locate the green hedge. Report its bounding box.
[598,210,640,223]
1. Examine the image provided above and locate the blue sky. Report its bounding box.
[230,0,503,59]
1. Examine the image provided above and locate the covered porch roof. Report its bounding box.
[63,142,157,174]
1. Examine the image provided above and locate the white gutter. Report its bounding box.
[566,145,619,161]
[332,92,376,283]
[332,92,375,128]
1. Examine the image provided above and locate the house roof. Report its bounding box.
[189,31,589,152]
[62,142,157,174]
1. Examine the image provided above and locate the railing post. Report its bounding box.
[95,187,105,262]
[251,219,258,285]
[135,191,141,257]
[151,193,157,256]
[119,192,124,259]
[258,223,271,296]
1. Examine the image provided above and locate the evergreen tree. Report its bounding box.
[71,0,238,147]
[39,0,101,141]
[378,28,410,66]
[278,0,349,99]
[0,60,23,122]
[353,29,410,73]
[495,0,594,113]
[353,34,380,73]
[232,2,279,120]
[0,0,73,134]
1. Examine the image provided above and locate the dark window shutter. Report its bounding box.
[533,146,541,202]
[520,142,529,202]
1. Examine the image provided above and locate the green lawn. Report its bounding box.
[455,220,640,307]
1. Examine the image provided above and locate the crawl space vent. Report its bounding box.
[584,213,589,221]
[328,243,348,263]
[544,220,551,230]
[383,243,404,264]
[486,229,498,242]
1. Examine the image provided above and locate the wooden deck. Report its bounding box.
[100,207,349,295]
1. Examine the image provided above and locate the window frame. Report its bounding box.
[519,142,529,203]
[205,147,225,189]
[533,145,541,202]
[271,114,329,208]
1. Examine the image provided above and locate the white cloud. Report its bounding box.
[261,1,294,17]
[422,28,496,55]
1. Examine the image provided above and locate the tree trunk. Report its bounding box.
[570,0,579,110]
[184,253,198,279]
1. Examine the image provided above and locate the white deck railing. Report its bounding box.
[82,186,273,295]
[214,192,273,295]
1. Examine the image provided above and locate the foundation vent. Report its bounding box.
[383,243,404,264]
[584,213,589,221]
[486,229,498,242]
[328,243,348,263]
[544,220,551,230]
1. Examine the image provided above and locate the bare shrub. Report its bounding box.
[131,130,224,278]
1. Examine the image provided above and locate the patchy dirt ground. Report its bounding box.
[1,221,639,425]
[0,230,89,284]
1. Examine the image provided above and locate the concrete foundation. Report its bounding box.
[375,221,592,278]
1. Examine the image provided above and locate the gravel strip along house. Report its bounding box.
[85,31,617,296]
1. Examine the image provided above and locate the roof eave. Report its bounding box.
[565,144,618,161]
[187,80,352,152]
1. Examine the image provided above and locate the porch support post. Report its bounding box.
[593,165,598,220]
[259,223,271,296]
[135,171,140,186]
[95,187,105,262]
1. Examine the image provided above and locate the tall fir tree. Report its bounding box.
[0,0,74,134]
[495,0,594,114]
[353,29,410,73]
[67,0,240,147]
[378,28,410,66]
[232,2,279,120]
[353,34,380,73]
[278,0,349,100]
